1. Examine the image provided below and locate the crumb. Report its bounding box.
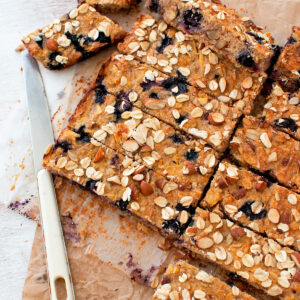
[15,44,25,52]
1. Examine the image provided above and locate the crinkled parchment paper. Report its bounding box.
[21,0,300,299]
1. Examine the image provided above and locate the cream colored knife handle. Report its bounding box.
[37,169,75,300]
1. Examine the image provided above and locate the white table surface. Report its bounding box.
[0,1,76,299]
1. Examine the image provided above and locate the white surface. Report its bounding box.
[0,1,76,299]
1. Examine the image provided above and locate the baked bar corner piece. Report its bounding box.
[230,116,300,193]
[22,3,127,70]
[272,26,300,93]
[181,208,300,298]
[81,0,141,13]
[203,160,300,252]
[152,260,255,300]
[263,83,300,140]
[147,0,275,72]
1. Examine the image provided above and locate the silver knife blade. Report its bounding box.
[22,52,54,176]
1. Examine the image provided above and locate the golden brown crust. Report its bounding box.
[272,26,300,93]
[203,160,300,252]
[147,0,275,72]
[230,116,300,193]
[263,84,300,140]
[152,261,255,299]
[22,4,126,70]
[181,208,300,298]
[118,14,267,115]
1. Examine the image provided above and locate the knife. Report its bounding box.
[22,52,75,300]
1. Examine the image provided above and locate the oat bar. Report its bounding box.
[180,208,300,298]
[272,26,300,93]
[263,84,300,140]
[94,52,242,151]
[203,160,300,252]
[22,3,126,70]
[80,0,140,13]
[152,261,255,300]
[147,0,275,72]
[230,116,300,193]
[45,135,199,236]
[118,14,267,115]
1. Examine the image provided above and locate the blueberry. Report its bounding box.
[140,79,157,91]
[238,200,267,221]
[47,52,65,70]
[286,35,296,45]
[36,36,43,49]
[111,154,120,169]
[55,141,71,152]
[114,92,133,121]
[85,179,98,190]
[65,32,93,60]
[74,125,91,143]
[176,70,187,83]
[161,77,188,95]
[148,0,159,12]
[236,50,255,68]
[274,118,298,132]
[184,148,199,161]
[182,9,203,31]
[162,218,182,234]
[94,76,108,104]
[247,31,264,44]
[83,32,111,45]
[169,134,184,144]
[175,203,195,215]
[156,35,173,54]
[174,114,187,125]
[115,199,129,211]
[149,92,159,99]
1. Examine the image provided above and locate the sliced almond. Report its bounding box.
[208,112,225,125]
[242,77,253,89]
[196,237,214,249]
[268,208,280,224]
[122,140,139,152]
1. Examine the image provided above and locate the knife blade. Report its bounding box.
[22,52,75,300]
[22,53,54,175]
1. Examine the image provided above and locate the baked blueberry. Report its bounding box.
[238,200,267,221]
[55,141,71,152]
[74,125,91,143]
[274,118,298,132]
[184,148,199,161]
[182,9,203,31]
[94,76,108,104]
[156,35,173,54]
[236,49,255,68]
[169,134,184,144]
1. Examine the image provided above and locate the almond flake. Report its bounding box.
[154,196,168,208]
[260,132,272,148]
[57,157,67,168]
[288,194,297,205]
[123,140,139,152]
[242,77,253,89]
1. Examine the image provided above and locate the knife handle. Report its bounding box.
[37,169,75,300]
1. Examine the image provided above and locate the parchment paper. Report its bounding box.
[21,0,300,299]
